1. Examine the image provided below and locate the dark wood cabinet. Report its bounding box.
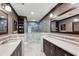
[50,43,55,56]
[43,39,50,56]
[45,44,50,56]
[18,16,27,33]
[43,39,73,56]
[55,46,73,56]
[43,39,55,56]
[66,52,73,56]
[55,46,66,56]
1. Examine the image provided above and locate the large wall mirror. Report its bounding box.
[0,10,8,34]
[72,22,79,33]
[50,21,59,32]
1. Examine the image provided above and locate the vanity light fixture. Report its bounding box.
[70,3,76,4]
[5,5,12,12]
[74,19,79,22]
[49,13,53,18]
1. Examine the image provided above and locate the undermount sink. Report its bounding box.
[65,38,79,42]
[0,39,17,45]
[1,40,8,44]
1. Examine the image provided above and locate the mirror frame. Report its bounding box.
[0,10,8,34]
[72,22,79,33]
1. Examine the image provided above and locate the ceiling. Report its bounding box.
[11,3,58,21]
[52,3,79,21]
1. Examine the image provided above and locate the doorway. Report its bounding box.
[27,21,39,33]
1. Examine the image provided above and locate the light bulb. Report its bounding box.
[70,3,76,4]
[74,19,79,22]
[5,5,12,12]
[31,11,34,15]
[49,13,53,18]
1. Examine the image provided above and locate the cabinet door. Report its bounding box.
[45,44,50,56]
[55,46,66,56]
[49,43,55,56]
[46,40,50,56]
[43,39,45,52]
[55,46,73,56]
[43,39,51,56]
[43,39,73,56]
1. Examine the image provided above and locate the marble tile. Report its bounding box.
[23,33,45,56]
[24,42,45,56]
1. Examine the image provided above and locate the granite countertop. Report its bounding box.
[0,39,21,56]
[43,33,79,56]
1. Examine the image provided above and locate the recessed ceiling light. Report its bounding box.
[49,13,53,18]
[33,19,36,21]
[31,11,34,15]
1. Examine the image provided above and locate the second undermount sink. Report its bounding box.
[46,34,79,45]
[47,34,79,42]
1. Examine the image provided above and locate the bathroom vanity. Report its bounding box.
[43,33,79,56]
[43,39,73,56]
[0,39,22,56]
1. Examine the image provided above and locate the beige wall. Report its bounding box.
[8,12,18,34]
[39,15,50,32]
[52,3,76,17]
[50,3,79,32]
[59,15,79,32]
[39,3,76,33]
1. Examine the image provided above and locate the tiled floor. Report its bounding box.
[23,33,45,56]
[24,42,45,56]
